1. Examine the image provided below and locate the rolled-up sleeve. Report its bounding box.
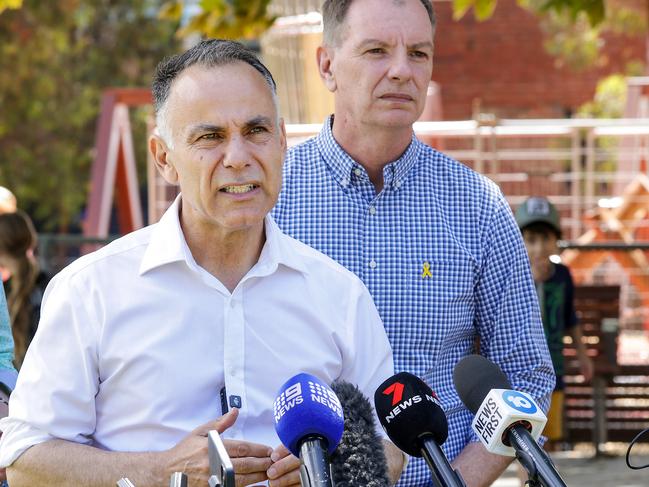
[472,196,555,442]
[0,272,100,467]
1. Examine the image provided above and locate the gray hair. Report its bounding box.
[152,39,278,147]
[322,0,436,47]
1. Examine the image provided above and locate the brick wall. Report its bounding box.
[431,0,646,120]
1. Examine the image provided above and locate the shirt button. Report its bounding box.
[369,206,376,215]
[229,300,236,308]
[369,260,377,269]
[354,168,362,177]
[341,178,349,187]
[395,180,402,188]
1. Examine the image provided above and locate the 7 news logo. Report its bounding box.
[382,382,405,406]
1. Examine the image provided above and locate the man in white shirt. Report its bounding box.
[0,39,402,487]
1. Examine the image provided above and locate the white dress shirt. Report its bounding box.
[0,196,394,471]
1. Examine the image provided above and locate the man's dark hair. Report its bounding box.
[322,0,436,46]
[152,39,277,116]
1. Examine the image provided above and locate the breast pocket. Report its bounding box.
[407,258,476,336]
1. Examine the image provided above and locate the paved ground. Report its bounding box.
[492,447,649,487]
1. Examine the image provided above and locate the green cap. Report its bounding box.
[515,197,561,236]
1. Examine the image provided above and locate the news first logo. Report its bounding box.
[471,389,547,456]
[273,380,343,423]
[503,391,538,414]
[382,382,441,424]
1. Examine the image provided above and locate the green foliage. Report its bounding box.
[0,0,22,15]
[462,0,605,24]
[531,0,646,71]
[453,0,646,71]
[540,10,603,70]
[0,0,180,231]
[577,74,627,118]
[159,0,276,40]
[539,0,605,26]
[453,0,498,21]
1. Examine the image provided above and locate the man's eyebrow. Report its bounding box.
[356,39,433,50]
[185,123,225,142]
[357,39,389,49]
[244,116,274,129]
[410,41,434,51]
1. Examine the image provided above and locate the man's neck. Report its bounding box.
[331,116,413,192]
[181,217,265,293]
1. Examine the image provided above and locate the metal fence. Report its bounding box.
[55,117,649,331]
[285,118,649,241]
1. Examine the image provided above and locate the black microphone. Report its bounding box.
[374,372,465,487]
[453,355,567,487]
[330,380,390,487]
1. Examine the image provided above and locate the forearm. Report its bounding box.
[382,439,405,486]
[451,441,512,487]
[7,439,168,487]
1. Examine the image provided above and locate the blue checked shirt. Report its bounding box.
[273,117,555,486]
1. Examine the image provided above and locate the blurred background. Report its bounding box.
[1,0,649,482]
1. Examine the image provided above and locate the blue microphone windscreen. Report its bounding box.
[273,373,345,457]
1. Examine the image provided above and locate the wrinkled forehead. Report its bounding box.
[166,62,279,123]
[337,0,434,46]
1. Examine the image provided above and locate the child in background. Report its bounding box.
[516,196,594,450]
[0,210,48,368]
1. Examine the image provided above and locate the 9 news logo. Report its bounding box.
[502,390,537,414]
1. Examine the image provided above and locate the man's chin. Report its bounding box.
[372,110,420,129]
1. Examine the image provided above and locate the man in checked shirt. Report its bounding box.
[272,0,555,485]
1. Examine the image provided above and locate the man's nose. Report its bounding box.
[222,136,251,169]
[388,49,413,81]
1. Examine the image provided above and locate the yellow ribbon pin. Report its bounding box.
[422,261,433,279]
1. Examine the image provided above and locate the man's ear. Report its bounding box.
[279,118,287,153]
[149,134,179,185]
[317,46,337,93]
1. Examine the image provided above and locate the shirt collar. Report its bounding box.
[140,195,308,277]
[315,114,421,190]
[139,195,192,275]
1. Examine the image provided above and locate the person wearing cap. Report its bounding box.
[515,197,594,450]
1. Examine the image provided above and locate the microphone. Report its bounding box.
[273,373,344,487]
[330,380,390,487]
[453,355,567,487]
[374,372,465,487]
[169,472,188,487]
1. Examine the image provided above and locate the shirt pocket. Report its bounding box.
[407,258,476,335]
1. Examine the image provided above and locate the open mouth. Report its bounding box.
[220,184,258,194]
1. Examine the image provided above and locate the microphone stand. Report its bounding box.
[299,436,334,487]
[508,424,567,487]
[420,437,466,487]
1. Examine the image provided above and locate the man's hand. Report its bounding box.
[163,409,239,485]
[222,437,273,487]
[267,444,301,486]
[382,440,406,485]
[163,408,273,487]
[451,441,512,487]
